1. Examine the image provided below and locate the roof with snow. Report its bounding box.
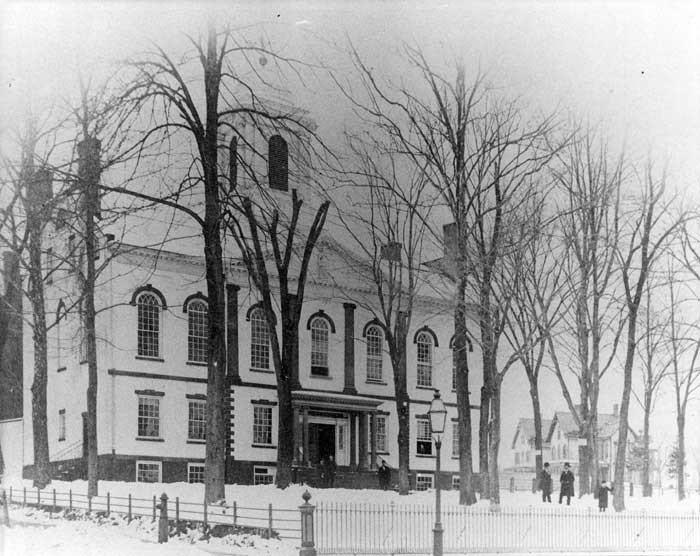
[511,418,553,449]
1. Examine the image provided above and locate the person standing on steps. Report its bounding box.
[540,462,553,503]
[559,462,575,505]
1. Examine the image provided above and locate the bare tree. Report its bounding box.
[334,133,433,496]
[545,127,625,496]
[111,23,327,500]
[339,46,561,504]
[501,196,567,477]
[612,162,684,511]
[632,279,673,496]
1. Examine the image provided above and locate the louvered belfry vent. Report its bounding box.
[268,135,288,191]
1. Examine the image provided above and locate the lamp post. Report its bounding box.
[428,389,447,556]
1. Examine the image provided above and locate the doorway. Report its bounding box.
[309,423,335,464]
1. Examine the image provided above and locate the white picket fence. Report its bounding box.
[316,501,700,554]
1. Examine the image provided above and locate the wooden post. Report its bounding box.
[203,498,208,528]
[268,503,273,539]
[37,487,41,508]
[152,495,156,522]
[175,497,180,535]
[69,490,73,512]
[233,501,237,527]
[107,491,111,515]
[8,487,12,503]
[88,495,92,514]
[1,490,10,527]
[157,493,168,543]
[52,488,56,516]
[128,494,132,521]
[23,486,26,507]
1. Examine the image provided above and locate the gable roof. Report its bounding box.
[511,418,553,449]
[545,409,638,443]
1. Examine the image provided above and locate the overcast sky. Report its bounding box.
[2,1,699,473]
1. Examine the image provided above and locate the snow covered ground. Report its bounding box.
[2,477,699,555]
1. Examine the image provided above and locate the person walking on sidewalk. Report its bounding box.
[559,462,575,505]
[540,462,553,503]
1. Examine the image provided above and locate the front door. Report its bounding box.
[309,423,336,464]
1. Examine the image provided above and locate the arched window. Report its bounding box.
[268,135,288,191]
[366,325,383,382]
[137,292,161,358]
[562,444,568,459]
[187,300,208,363]
[416,332,433,387]
[250,307,271,370]
[310,317,329,376]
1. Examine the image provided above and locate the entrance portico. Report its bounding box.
[292,390,383,471]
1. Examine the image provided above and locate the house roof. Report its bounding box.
[511,418,553,449]
[545,409,638,443]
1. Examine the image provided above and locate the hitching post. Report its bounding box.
[299,490,317,556]
[156,493,169,543]
[1,490,11,527]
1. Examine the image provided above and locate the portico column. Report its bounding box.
[342,303,357,394]
[293,407,302,464]
[370,412,377,470]
[349,412,357,470]
[302,408,310,466]
[358,413,368,471]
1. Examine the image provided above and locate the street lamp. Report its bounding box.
[428,389,447,556]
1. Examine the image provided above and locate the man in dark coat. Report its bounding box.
[559,462,575,505]
[327,455,337,488]
[378,460,391,490]
[540,462,553,502]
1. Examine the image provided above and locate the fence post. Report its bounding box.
[233,501,237,527]
[509,477,515,493]
[37,487,41,508]
[1,490,11,528]
[268,503,273,539]
[153,495,156,522]
[156,493,168,543]
[52,488,56,516]
[69,489,73,512]
[9,486,12,504]
[629,482,634,497]
[175,497,180,536]
[88,495,92,514]
[299,490,317,556]
[203,498,208,529]
[128,494,132,521]
[107,491,111,515]
[23,486,26,507]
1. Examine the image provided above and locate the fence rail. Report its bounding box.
[316,501,700,554]
[2,485,301,541]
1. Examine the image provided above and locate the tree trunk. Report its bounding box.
[528,375,543,477]
[276,315,297,488]
[201,25,227,504]
[676,415,685,501]
[27,170,51,489]
[455,278,476,505]
[79,137,101,498]
[613,310,638,511]
[392,314,411,495]
[642,390,652,496]
[488,377,502,506]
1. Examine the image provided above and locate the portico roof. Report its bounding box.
[292,390,384,412]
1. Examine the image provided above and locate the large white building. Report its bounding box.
[22,230,481,489]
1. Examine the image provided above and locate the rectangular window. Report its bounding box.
[187,463,205,484]
[416,473,434,491]
[376,415,387,452]
[452,475,460,490]
[254,465,276,485]
[136,461,162,483]
[58,409,66,441]
[253,406,273,445]
[452,421,459,457]
[188,400,206,440]
[416,418,432,455]
[138,396,160,438]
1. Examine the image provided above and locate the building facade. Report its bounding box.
[22,237,481,489]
